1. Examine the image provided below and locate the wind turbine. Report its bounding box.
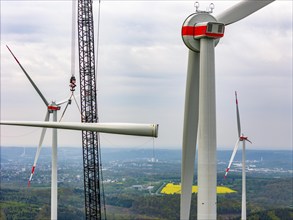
[6,45,82,219]
[180,1,274,219]
[224,91,251,220]
[6,45,72,220]
[4,46,159,220]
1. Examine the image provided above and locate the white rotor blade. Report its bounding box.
[225,139,240,178]
[181,51,200,220]
[216,0,275,25]
[28,111,50,186]
[235,91,241,138]
[6,45,49,106]
[0,121,158,137]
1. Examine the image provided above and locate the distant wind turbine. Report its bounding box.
[4,46,159,220]
[224,91,251,220]
[180,1,274,219]
[21,147,26,157]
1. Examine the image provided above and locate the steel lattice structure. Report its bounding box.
[77,0,102,219]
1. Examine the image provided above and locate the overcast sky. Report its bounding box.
[1,1,292,150]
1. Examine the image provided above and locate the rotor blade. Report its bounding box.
[235,91,241,138]
[6,45,49,106]
[216,0,275,25]
[224,139,240,178]
[0,121,159,138]
[235,91,241,137]
[181,51,200,220]
[28,111,50,187]
[246,139,252,144]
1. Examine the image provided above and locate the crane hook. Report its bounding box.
[69,76,76,92]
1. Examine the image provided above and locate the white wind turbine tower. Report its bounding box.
[224,91,251,220]
[180,1,274,219]
[4,46,159,220]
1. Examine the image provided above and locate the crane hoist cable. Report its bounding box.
[70,0,77,92]
[69,0,77,94]
[95,0,101,80]
[71,0,77,79]
[59,0,78,123]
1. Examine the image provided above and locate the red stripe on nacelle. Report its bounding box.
[182,26,224,38]
[48,106,61,111]
[182,26,207,37]
[194,26,207,36]
[182,26,194,36]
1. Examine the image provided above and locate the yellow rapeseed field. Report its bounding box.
[160,183,236,195]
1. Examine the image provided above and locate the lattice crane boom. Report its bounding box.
[77,0,102,218]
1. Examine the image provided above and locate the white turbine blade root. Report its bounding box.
[225,139,240,178]
[6,45,49,106]
[216,0,275,25]
[28,112,50,187]
[0,121,159,137]
[235,91,241,138]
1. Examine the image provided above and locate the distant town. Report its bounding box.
[1,147,292,187]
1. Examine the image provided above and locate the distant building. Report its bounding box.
[132,185,143,190]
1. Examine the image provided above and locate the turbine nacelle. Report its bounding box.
[240,135,252,144]
[194,22,225,39]
[181,13,224,52]
[48,102,61,112]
